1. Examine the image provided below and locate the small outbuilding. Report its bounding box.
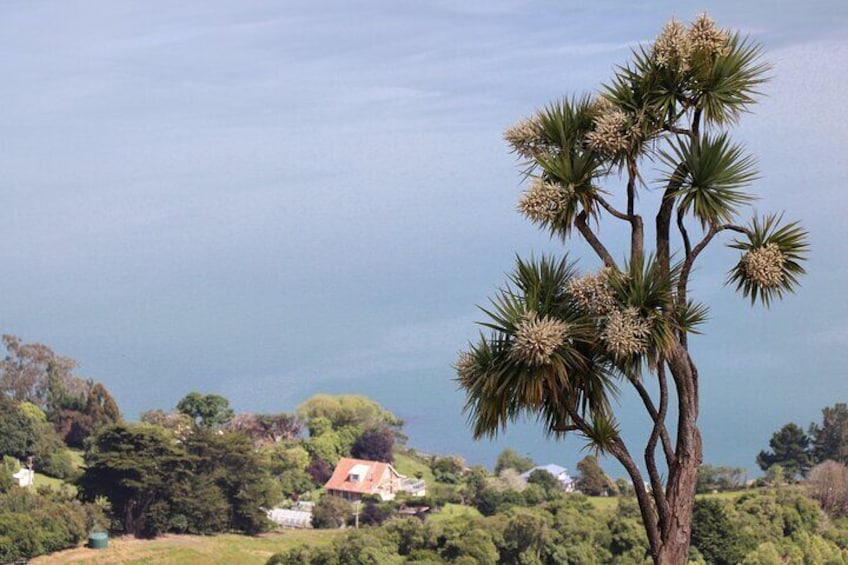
[12,468,34,488]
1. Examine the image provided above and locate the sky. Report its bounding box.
[1,0,847,476]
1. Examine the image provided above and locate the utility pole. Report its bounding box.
[354,500,360,529]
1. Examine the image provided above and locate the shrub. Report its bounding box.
[311,495,352,529]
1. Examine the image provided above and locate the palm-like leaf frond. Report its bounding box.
[693,33,770,126]
[457,256,617,440]
[535,95,598,152]
[604,256,677,373]
[661,132,757,226]
[673,299,710,335]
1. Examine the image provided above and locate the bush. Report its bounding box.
[311,495,352,529]
[38,447,80,480]
[431,456,464,484]
[0,488,93,562]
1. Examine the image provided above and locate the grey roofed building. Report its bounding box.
[520,464,576,492]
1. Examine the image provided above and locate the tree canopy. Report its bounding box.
[296,393,403,434]
[176,391,234,428]
[757,423,812,479]
[494,448,535,475]
[810,403,848,465]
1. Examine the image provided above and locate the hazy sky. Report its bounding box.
[2,1,847,474]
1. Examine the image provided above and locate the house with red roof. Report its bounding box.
[324,457,426,501]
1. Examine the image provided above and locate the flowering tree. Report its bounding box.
[456,15,808,563]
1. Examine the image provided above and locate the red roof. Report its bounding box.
[324,457,400,495]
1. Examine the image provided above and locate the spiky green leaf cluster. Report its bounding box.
[457,255,701,451]
[728,214,809,306]
[661,132,757,226]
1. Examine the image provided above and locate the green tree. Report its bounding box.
[311,495,352,529]
[351,427,395,463]
[691,499,745,565]
[757,423,811,479]
[0,397,74,478]
[0,396,38,459]
[183,430,279,534]
[0,334,82,407]
[297,394,404,437]
[575,455,615,496]
[78,423,187,537]
[494,448,535,475]
[176,391,235,428]
[696,464,745,493]
[227,412,301,446]
[431,455,465,484]
[810,403,848,465]
[527,468,561,497]
[454,14,808,563]
[85,382,121,429]
[500,509,554,564]
[140,409,193,437]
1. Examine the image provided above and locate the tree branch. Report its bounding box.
[608,437,661,561]
[678,222,747,303]
[656,364,675,467]
[576,211,617,268]
[627,157,644,265]
[562,402,660,557]
[720,223,748,235]
[677,207,692,259]
[655,185,678,279]
[551,424,580,433]
[596,195,631,221]
[643,406,670,537]
[664,124,692,138]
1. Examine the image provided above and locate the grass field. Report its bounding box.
[33,472,75,494]
[584,489,751,513]
[30,530,342,565]
[585,495,620,512]
[393,451,435,485]
[428,503,482,522]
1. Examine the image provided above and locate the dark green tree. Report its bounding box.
[311,495,352,529]
[810,403,848,465]
[455,14,808,563]
[0,397,37,459]
[527,468,561,497]
[691,499,744,565]
[494,447,535,475]
[431,455,465,484]
[78,423,186,537]
[576,455,615,496]
[0,398,74,478]
[757,422,812,478]
[183,430,278,534]
[351,427,395,463]
[500,510,554,563]
[176,391,235,428]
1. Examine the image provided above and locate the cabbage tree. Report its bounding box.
[456,15,808,563]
